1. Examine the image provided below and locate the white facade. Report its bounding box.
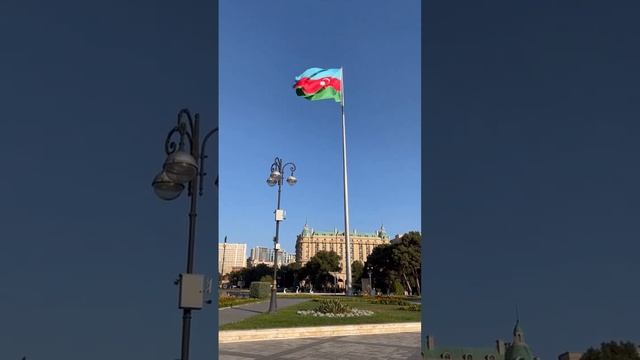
[248,246,296,267]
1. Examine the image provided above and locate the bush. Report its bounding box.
[392,279,405,296]
[370,295,411,306]
[259,275,273,283]
[218,296,236,308]
[398,304,421,311]
[315,299,352,314]
[249,282,271,299]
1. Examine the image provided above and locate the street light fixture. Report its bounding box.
[266,157,297,313]
[163,150,199,183]
[152,170,186,201]
[151,108,217,360]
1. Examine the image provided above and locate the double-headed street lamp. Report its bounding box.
[151,108,217,360]
[266,157,297,313]
[367,265,374,296]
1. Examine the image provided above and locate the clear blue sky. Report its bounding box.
[219,1,421,255]
[425,2,640,360]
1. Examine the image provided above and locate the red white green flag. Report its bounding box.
[293,67,342,102]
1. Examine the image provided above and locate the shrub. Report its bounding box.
[370,295,411,306]
[398,304,421,311]
[392,279,405,296]
[249,282,271,299]
[218,296,235,308]
[315,299,352,314]
[259,275,273,283]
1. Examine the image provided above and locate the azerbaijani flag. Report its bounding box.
[293,67,342,102]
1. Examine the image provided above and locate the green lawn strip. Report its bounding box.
[218,297,265,309]
[219,296,420,330]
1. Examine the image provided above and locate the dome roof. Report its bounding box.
[506,320,533,360]
[505,344,534,360]
[302,222,312,236]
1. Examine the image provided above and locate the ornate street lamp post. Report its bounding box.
[151,108,217,360]
[220,235,227,289]
[367,265,374,296]
[266,157,297,313]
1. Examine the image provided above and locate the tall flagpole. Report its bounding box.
[340,67,353,295]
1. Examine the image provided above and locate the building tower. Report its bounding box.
[505,319,534,360]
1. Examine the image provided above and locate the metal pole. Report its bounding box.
[268,176,282,313]
[180,115,200,360]
[339,67,353,295]
[220,235,227,288]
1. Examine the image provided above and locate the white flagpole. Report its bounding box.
[340,67,353,295]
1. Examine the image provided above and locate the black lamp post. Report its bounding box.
[367,265,374,295]
[220,235,227,289]
[151,108,217,360]
[265,157,297,313]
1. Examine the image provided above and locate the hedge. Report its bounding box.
[249,282,271,299]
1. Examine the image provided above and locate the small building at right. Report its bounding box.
[424,320,540,360]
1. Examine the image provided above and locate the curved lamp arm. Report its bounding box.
[199,127,219,195]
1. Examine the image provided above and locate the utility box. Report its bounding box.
[275,209,285,221]
[178,273,204,310]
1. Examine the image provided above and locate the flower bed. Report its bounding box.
[296,298,374,317]
[296,309,374,317]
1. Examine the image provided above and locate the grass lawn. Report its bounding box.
[218,296,265,309]
[219,296,421,330]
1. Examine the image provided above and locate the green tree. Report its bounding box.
[364,244,395,293]
[581,342,639,360]
[391,231,421,295]
[364,231,422,295]
[279,262,303,288]
[227,268,248,287]
[302,250,341,290]
[392,278,405,295]
[247,263,274,285]
[351,260,364,284]
[259,275,273,283]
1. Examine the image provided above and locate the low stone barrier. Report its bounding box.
[218,322,420,343]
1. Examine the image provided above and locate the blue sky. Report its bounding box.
[219,1,421,255]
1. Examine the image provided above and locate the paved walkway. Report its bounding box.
[219,298,310,326]
[219,332,422,360]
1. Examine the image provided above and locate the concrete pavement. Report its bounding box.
[218,332,422,360]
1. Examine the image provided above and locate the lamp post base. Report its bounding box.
[268,287,277,313]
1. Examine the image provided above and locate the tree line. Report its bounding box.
[226,231,421,295]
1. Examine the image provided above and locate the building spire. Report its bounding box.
[513,304,525,344]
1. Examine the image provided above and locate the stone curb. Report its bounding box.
[219,322,421,343]
[218,300,268,310]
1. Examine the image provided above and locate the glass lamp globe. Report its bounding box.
[163,150,198,183]
[266,177,277,187]
[286,175,297,185]
[152,170,185,200]
[270,170,282,180]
